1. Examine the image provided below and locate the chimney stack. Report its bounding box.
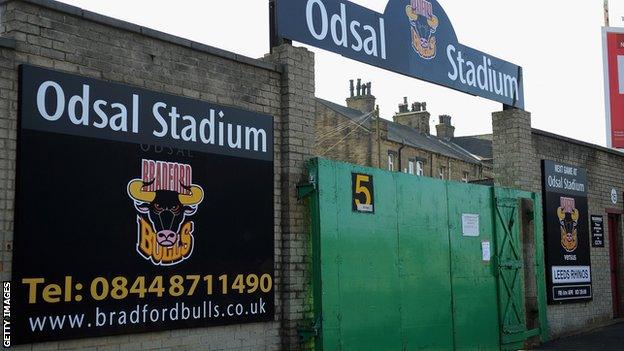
[398,97,409,113]
[346,78,376,113]
[436,115,455,139]
[393,97,431,134]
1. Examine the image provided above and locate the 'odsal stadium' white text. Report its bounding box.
[35,81,268,153]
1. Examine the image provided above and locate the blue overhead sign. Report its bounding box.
[275,0,524,109]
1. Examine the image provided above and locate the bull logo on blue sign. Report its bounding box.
[275,0,525,108]
[405,0,439,59]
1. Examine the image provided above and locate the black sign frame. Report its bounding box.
[591,215,605,248]
[12,65,275,344]
[352,173,374,213]
[541,160,592,304]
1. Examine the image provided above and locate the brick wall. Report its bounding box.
[0,0,316,350]
[493,109,624,338]
[379,140,480,181]
[0,41,17,290]
[264,44,316,351]
[492,109,533,190]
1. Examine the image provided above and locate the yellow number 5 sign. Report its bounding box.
[352,173,374,213]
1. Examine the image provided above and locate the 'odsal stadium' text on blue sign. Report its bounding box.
[275,0,524,109]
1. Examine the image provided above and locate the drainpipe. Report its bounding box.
[377,108,381,169]
[398,140,406,172]
[429,154,433,177]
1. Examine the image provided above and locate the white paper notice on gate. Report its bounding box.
[551,266,591,284]
[461,213,480,237]
[481,241,491,261]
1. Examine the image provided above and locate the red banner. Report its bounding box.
[604,28,624,148]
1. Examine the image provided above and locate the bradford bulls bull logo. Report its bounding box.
[406,0,439,59]
[557,197,579,253]
[127,159,204,266]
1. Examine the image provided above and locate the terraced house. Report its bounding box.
[315,79,493,183]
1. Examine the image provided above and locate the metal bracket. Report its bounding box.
[269,0,291,52]
[297,174,317,199]
[499,260,523,269]
[503,325,526,334]
[496,197,518,208]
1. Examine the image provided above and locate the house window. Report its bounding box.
[408,160,415,175]
[439,166,446,180]
[388,152,396,171]
[462,171,469,183]
[416,161,424,176]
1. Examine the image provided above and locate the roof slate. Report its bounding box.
[317,98,371,125]
[453,135,494,159]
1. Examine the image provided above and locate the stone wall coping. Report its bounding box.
[532,128,624,158]
[0,0,283,73]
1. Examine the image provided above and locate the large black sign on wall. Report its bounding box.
[13,65,275,343]
[541,160,592,303]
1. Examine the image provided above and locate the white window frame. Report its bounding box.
[388,152,395,171]
[408,160,415,175]
[462,171,469,183]
[416,161,424,176]
[439,166,446,180]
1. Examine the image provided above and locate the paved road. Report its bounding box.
[536,322,624,350]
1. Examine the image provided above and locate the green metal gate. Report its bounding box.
[301,158,548,351]
[493,190,546,350]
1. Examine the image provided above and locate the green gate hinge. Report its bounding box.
[501,327,539,345]
[525,328,540,338]
[502,325,527,344]
[297,316,321,342]
[297,174,317,199]
[496,198,517,208]
[503,325,526,334]
[499,260,523,269]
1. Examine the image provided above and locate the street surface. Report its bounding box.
[535,321,624,350]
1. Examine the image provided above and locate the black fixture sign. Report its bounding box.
[541,160,592,303]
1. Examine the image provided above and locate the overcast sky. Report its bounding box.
[57,0,624,146]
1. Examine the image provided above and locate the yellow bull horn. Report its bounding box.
[406,5,418,20]
[557,207,566,221]
[571,209,579,222]
[427,14,439,29]
[179,185,204,206]
[128,179,156,203]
